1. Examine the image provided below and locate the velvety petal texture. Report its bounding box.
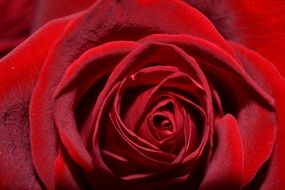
[0,0,284,189]
[0,17,70,189]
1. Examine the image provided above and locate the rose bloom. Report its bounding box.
[0,0,285,189]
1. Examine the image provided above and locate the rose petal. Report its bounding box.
[230,42,284,189]
[0,101,42,189]
[0,17,68,188]
[26,17,77,189]
[200,114,243,190]
[54,150,81,189]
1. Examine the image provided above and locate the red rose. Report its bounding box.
[0,0,284,189]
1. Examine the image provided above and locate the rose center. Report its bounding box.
[146,100,177,142]
[152,113,173,130]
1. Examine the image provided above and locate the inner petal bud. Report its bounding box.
[153,113,172,129]
[150,112,174,141]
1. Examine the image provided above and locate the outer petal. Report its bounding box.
[200,114,244,190]
[231,42,285,189]
[27,15,81,189]
[0,18,69,188]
